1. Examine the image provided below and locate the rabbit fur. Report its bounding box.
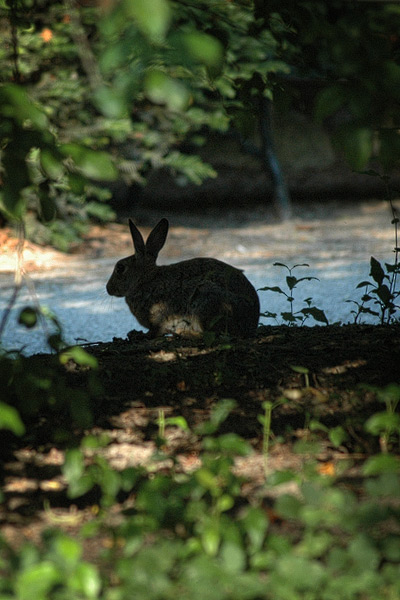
[106,218,260,338]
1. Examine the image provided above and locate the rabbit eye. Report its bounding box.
[115,263,127,275]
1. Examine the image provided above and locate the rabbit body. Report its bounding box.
[106,219,260,338]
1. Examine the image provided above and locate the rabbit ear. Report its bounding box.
[145,218,169,259]
[129,219,145,255]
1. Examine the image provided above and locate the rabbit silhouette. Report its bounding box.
[107,219,259,338]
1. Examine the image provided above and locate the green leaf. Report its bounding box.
[0,402,25,435]
[281,312,299,323]
[145,70,190,111]
[123,0,171,42]
[370,257,386,286]
[365,473,400,497]
[69,562,101,599]
[68,173,87,194]
[195,468,218,492]
[40,149,64,180]
[268,470,298,486]
[275,555,326,590]
[301,307,329,325]
[120,467,141,491]
[295,276,320,284]
[39,192,57,223]
[93,86,128,119]
[60,144,117,181]
[258,285,286,295]
[376,383,400,407]
[99,466,121,504]
[181,31,224,69]
[210,398,236,428]
[18,306,38,328]
[63,448,85,486]
[275,493,302,519]
[60,347,98,369]
[0,83,48,130]
[1,186,26,219]
[53,535,82,568]
[314,84,347,122]
[286,276,297,290]
[356,280,373,289]
[203,433,251,456]
[290,365,309,375]
[348,533,380,571]
[379,129,400,171]
[333,125,373,171]
[1,155,30,218]
[309,420,328,433]
[201,520,220,556]
[376,284,392,305]
[273,262,291,268]
[328,426,347,448]
[216,494,234,513]
[163,151,216,184]
[365,412,400,436]
[363,454,399,476]
[220,521,246,572]
[382,535,400,561]
[196,398,236,434]
[240,507,268,554]
[165,416,189,430]
[15,562,60,600]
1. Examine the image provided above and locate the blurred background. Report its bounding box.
[1,0,400,352]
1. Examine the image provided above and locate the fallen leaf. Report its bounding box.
[317,462,336,476]
[40,28,53,42]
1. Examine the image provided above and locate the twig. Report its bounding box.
[9,0,22,83]
[64,0,103,91]
[0,222,25,341]
[0,283,21,341]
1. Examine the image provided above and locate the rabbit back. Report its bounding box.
[126,257,259,338]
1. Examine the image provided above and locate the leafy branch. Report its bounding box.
[259,262,329,326]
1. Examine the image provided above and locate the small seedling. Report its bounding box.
[156,409,189,444]
[310,419,348,449]
[258,397,287,473]
[347,256,400,324]
[259,263,329,326]
[364,383,400,453]
[290,364,310,388]
[347,195,400,324]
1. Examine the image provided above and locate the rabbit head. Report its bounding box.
[106,218,169,297]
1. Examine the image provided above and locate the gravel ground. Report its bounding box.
[0,198,397,355]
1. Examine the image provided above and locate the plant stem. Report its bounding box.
[158,409,166,440]
[262,401,272,474]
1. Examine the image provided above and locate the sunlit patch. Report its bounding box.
[149,301,169,325]
[148,302,203,337]
[322,359,367,374]
[317,462,336,476]
[148,350,177,363]
[160,315,203,338]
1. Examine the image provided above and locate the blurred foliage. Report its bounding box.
[0,0,290,247]
[0,305,100,436]
[269,0,400,171]
[1,0,400,248]
[1,395,400,599]
[1,4,400,591]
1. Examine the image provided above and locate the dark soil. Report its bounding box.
[1,323,399,552]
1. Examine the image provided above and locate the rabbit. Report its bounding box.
[106,218,260,338]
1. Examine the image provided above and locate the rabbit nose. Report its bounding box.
[106,280,116,296]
